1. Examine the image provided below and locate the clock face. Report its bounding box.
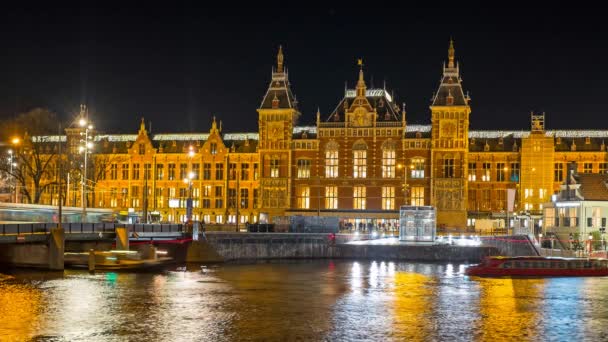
[269,122,282,141]
[440,120,457,138]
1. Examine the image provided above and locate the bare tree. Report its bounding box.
[90,154,126,208]
[0,108,60,204]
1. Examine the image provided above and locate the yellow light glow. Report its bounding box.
[11,137,20,145]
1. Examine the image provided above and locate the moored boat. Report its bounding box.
[465,256,608,277]
[65,249,174,271]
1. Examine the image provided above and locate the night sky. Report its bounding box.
[1,5,607,134]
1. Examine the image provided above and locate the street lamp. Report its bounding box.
[79,119,94,221]
[397,162,409,205]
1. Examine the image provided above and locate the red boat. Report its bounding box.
[465,256,608,277]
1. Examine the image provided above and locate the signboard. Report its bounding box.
[507,189,516,212]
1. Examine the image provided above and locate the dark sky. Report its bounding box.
[1,5,607,134]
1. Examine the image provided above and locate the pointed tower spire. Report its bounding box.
[139,117,146,133]
[448,38,455,68]
[356,58,367,98]
[316,107,321,125]
[277,45,284,73]
[210,116,219,134]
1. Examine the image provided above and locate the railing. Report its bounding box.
[0,223,184,235]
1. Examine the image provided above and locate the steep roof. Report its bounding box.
[576,174,608,201]
[431,40,469,107]
[259,46,298,110]
[326,88,402,123]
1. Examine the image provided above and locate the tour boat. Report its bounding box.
[65,250,174,271]
[465,256,608,277]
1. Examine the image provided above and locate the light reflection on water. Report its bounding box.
[1,261,608,341]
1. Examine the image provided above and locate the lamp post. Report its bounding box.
[7,149,17,203]
[79,118,94,222]
[183,172,194,226]
[397,162,409,206]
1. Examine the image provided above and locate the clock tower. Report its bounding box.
[430,40,471,229]
[257,46,301,222]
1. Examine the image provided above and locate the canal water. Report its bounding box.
[1,261,608,341]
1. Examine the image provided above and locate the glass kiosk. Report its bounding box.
[399,206,436,242]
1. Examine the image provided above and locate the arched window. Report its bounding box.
[382,140,396,178]
[353,140,367,178]
[325,141,339,178]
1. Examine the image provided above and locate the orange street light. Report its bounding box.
[11,137,20,145]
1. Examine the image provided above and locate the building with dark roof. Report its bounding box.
[19,42,608,230]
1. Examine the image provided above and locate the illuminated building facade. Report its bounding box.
[28,42,608,229]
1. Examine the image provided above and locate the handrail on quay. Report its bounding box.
[0,223,184,235]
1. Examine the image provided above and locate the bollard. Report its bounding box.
[150,244,157,260]
[115,227,129,251]
[88,249,96,272]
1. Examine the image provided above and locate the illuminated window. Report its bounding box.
[203,163,211,180]
[132,163,140,180]
[325,186,338,209]
[139,143,145,155]
[210,142,217,155]
[297,186,310,209]
[353,150,367,178]
[228,188,237,208]
[496,190,505,210]
[253,189,259,208]
[180,163,188,180]
[240,189,249,209]
[144,163,151,180]
[411,187,424,206]
[253,163,259,180]
[241,163,249,180]
[510,162,520,182]
[381,145,396,178]
[584,163,593,174]
[215,163,223,180]
[297,159,311,179]
[482,163,491,182]
[227,163,236,180]
[270,159,280,178]
[353,140,367,179]
[411,158,425,179]
[443,156,455,178]
[468,162,476,181]
[482,189,491,210]
[353,186,366,210]
[192,163,200,180]
[168,163,175,180]
[156,164,164,180]
[325,150,338,178]
[496,163,506,182]
[110,163,118,180]
[600,163,608,174]
[554,163,564,182]
[382,186,395,210]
